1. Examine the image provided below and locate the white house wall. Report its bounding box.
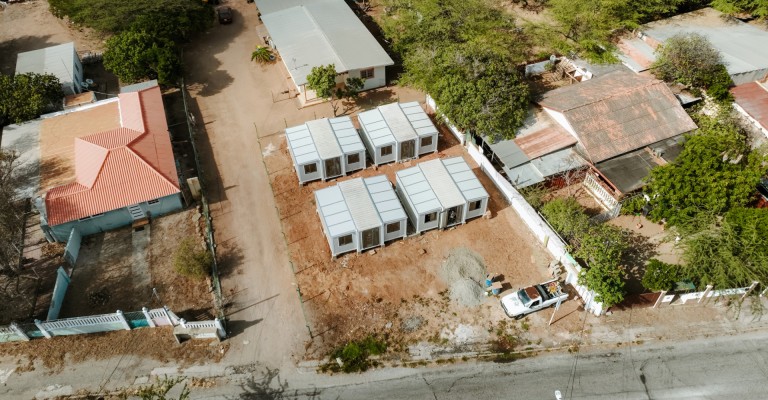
[349,66,387,91]
[542,108,578,138]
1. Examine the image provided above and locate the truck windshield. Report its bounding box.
[518,289,531,304]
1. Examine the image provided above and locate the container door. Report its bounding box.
[361,228,381,249]
[400,140,415,159]
[445,205,463,227]
[324,157,342,178]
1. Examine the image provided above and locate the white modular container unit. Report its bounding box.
[358,102,439,166]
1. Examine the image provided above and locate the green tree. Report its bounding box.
[0,150,24,274]
[540,197,590,241]
[0,73,63,126]
[681,208,768,290]
[712,0,768,18]
[642,259,683,292]
[306,64,365,116]
[103,30,182,85]
[173,238,212,279]
[651,33,733,100]
[251,46,275,64]
[645,115,766,228]
[381,0,530,139]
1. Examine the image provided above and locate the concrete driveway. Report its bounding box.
[183,2,421,369]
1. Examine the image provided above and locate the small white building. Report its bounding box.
[358,102,439,166]
[285,117,366,184]
[395,157,488,234]
[15,42,83,96]
[314,175,407,257]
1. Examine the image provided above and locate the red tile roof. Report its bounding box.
[45,85,180,226]
[732,82,768,131]
[539,71,697,163]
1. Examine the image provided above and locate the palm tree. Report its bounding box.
[251,46,274,64]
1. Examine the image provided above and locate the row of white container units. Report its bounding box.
[286,102,440,185]
[314,157,490,257]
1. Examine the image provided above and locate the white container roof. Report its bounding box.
[399,102,439,138]
[315,185,356,237]
[364,175,407,224]
[305,119,343,160]
[358,107,398,148]
[15,42,76,83]
[329,117,365,155]
[285,124,319,166]
[442,157,489,201]
[419,159,466,209]
[378,103,418,143]
[338,178,381,231]
[258,0,393,87]
[396,166,443,215]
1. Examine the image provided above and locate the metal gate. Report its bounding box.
[400,140,415,159]
[361,228,380,250]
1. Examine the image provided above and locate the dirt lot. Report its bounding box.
[262,118,566,357]
[60,209,214,320]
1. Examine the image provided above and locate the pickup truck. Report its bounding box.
[500,279,568,319]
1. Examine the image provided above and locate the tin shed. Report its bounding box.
[286,117,366,184]
[395,157,488,234]
[358,102,438,166]
[314,175,407,257]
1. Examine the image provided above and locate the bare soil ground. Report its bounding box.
[0,327,227,373]
[264,117,559,358]
[0,0,105,76]
[59,209,214,320]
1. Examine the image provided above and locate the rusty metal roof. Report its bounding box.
[45,84,180,226]
[539,71,697,163]
[732,82,768,131]
[514,125,577,159]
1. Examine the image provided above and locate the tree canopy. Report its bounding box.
[644,115,766,229]
[103,31,181,86]
[381,0,530,139]
[0,150,24,274]
[712,0,768,18]
[0,73,63,127]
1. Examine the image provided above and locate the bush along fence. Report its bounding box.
[425,94,605,316]
[179,78,226,327]
[0,307,226,343]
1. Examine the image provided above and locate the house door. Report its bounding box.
[445,205,463,227]
[400,140,415,159]
[361,228,380,249]
[324,157,342,178]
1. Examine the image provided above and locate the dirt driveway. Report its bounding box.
[182,1,422,369]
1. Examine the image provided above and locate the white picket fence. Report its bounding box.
[426,94,604,315]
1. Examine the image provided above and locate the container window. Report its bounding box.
[338,234,353,246]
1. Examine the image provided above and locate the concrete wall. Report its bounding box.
[48,193,182,242]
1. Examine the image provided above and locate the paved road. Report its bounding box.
[195,331,768,399]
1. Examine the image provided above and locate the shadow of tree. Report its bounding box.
[622,230,658,295]
[235,368,326,400]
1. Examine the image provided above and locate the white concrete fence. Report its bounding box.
[426,94,605,315]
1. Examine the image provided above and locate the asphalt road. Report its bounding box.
[198,330,768,399]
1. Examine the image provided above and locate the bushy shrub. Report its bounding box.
[173,237,212,279]
[642,259,683,292]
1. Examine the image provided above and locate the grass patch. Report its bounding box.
[320,336,387,373]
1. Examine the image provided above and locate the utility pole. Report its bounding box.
[548,297,563,326]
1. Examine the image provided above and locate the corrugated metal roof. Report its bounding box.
[379,103,418,143]
[505,163,545,189]
[254,0,305,14]
[642,7,768,76]
[489,139,530,169]
[539,71,697,163]
[364,175,406,224]
[306,119,343,160]
[442,157,488,202]
[15,42,76,86]
[419,159,465,209]
[514,125,577,159]
[315,185,356,237]
[45,84,180,226]
[399,102,438,138]
[259,0,393,87]
[358,108,397,147]
[732,82,768,131]
[617,38,656,72]
[329,117,365,154]
[120,80,159,93]
[595,148,663,194]
[530,148,587,177]
[338,178,381,231]
[396,167,442,215]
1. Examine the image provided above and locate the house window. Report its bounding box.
[420,136,433,148]
[147,199,160,205]
[380,145,393,157]
[386,222,400,234]
[338,234,353,247]
[304,163,318,174]
[347,153,360,165]
[360,68,374,79]
[469,200,483,211]
[424,212,437,224]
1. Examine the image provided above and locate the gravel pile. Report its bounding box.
[441,248,488,307]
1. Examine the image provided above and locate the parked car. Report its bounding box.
[217,7,233,24]
[500,279,568,319]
